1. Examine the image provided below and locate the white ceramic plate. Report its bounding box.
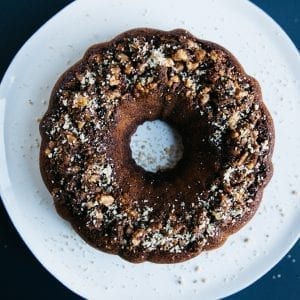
[1,0,300,299]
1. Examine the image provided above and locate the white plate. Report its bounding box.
[1,0,300,299]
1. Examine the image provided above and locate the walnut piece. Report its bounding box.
[109,67,121,86]
[98,194,114,207]
[167,75,180,87]
[210,50,219,62]
[230,131,239,139]
[86,200,98,209]
[235,89,248,99]
[107,90,121,101]
[131,229,145,246]
[237,152,249,166]
[228,112,240,129]
[44,148,51,156]
[246,161,255,169]
[187,39,199,49]
[117,53,129,63]
[186,61,199,71]
[89,174,99,183]
[73,95,88,108]
[195,48,206,61]
[199,93,210,105]
[185,78,194,88]
[174,62,184,73]
[77,120,85,129]
[66,134,77,144]
[165,58,174,67]
[136,82,145,92]
[172,49,188,62]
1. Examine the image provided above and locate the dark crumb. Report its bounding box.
[201,278,206,283]
[243,237,249,243]
[291,190,297,195]
[194,265,200,272]
[28,99,34,105]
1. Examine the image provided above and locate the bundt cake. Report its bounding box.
[40,28,274,263]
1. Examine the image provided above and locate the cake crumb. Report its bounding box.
[194,265,200,272]
[177,276,183,285]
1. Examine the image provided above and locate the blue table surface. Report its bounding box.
[0,1,299,299]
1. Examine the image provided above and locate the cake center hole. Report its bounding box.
[130,120,184,173]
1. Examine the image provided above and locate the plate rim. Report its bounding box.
[0,0,299,298]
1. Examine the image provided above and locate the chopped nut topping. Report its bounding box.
[185,78,194,88]
[195,48,206,61]
[66,134,77,144]
[186,61,199,71]
[41,30,272,261]
[86,200,98,209]
[167,75,180,87]
[109,67,120,86]
[199,93,210,105]
[165,58,175,67]
[77,120,85,129]
[117,53,129,63]
[89,174,99,183]
[97,194,114,207]
[246,161,255,169]
[187,39,199,49]
[235,89,248,99]
[210,50,218,61]
[125,63,134,75]
[94,210,103,220]
[44,148,51,156]
[136,82,145,92]
[132,229,145,246]
[73,95,89,108]
[228,112,240,129]
[107,90,121,101]
[172,49,189,61]
[237,152,249,166]
[230,131,239,138]
[174,62,184,72]
[148,82,157,90]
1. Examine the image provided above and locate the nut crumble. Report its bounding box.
[39,28,274,263]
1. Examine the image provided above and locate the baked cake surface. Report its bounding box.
[40,28,274,263]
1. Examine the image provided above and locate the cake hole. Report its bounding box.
[130,120,184,173]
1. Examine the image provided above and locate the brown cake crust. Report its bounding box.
[39,28,274,263]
